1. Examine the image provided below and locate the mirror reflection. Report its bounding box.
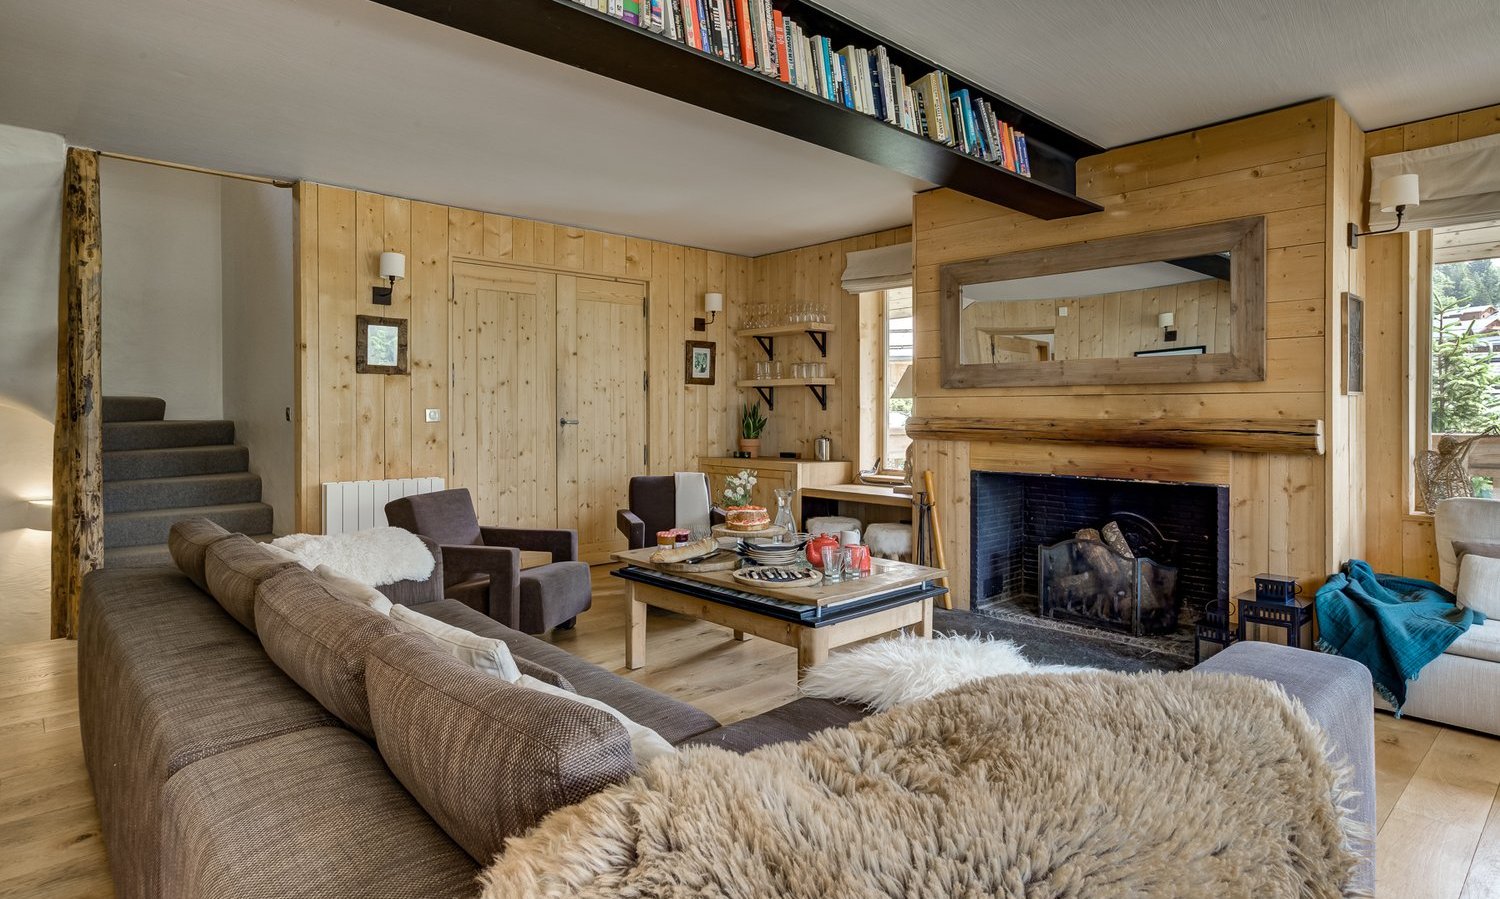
[958,254,1232,365]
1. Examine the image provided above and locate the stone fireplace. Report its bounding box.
[970,471,1229,634]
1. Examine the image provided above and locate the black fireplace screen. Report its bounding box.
[971,471,1229,632]
[1038,512,1181,635]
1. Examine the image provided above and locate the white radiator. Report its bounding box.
[321,477,446,536]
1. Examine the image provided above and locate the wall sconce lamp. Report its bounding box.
[373,252,405,305]
[1348,174,1420,249]
[694,291,723,331]
[1158,311,1177,343]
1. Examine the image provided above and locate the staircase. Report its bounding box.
[103,395,274,568]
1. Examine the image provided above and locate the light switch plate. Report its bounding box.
[425,408,441,423]
[1058,306,1069,316]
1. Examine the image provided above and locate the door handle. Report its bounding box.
[559,418,580,426]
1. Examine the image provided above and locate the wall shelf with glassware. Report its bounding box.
[737,323,835,358]
[736,377,836,411]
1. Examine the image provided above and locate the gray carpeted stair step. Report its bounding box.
[106,534,274,569]
[103,419,236,452]
[103,396,166,423]
[105,472,263,513]
[104,445,249,482]
[104,502,274,549]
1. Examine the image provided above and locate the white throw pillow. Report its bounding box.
[389,605,521,682]
[313,564,394,615]
[516,674,677,765]
[1458,553,1500,619]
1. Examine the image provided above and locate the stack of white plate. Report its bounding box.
[739,537,807,566]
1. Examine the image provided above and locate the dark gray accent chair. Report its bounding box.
[616,475,727,549]
[385,488,591,634]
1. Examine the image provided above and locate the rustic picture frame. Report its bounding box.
[685,340,716,385]
[1343,292,1364,394]
[355,315,409,375]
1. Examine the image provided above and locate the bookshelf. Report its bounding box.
[736,377,836,410]
[372,0,1105,218]
[737,323,834,357]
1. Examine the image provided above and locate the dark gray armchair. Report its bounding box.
[617,475,727,549]
[385,488,591,634]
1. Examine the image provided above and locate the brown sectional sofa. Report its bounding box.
[80,520,1378,897]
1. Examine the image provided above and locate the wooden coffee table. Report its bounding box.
[610,547,947,677]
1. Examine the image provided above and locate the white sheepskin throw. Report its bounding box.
[271,527,434,586]
[479,672,1364,898]
[799,634,1091,712]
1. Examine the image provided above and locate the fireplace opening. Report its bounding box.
[971,472,1229,638]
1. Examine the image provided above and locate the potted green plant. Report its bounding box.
[739,402,767,457]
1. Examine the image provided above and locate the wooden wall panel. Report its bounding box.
[1362,103,1500,578]
[911,100,1339,606]
[294,183,755,531]
[747,227,910,467]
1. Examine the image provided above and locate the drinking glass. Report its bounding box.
[840,545,859,578]
[771,360,782,379]
[821,545,845,583]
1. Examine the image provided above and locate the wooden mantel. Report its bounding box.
[904,417,1325,455]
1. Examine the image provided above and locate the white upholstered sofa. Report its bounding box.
[1380,497,1500,735]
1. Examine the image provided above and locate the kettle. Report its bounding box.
[813,434,832,462]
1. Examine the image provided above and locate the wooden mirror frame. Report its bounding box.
[940,217,1266,388]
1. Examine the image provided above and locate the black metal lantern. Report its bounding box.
[1236,590,1316,650]
[1194,597,1238,663]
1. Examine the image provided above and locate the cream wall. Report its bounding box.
[100,157,225,420]
[221,179,296,535]
[0,122,64,644]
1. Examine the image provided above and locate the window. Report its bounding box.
[1426,222,1500,495]
[881,287,914,470]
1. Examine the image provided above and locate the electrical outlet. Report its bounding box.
[425,409,441,423]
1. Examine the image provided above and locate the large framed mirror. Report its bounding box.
[940,217,1266,387]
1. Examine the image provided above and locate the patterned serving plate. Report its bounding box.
[731,566,823,589]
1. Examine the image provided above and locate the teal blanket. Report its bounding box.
[1315,560,1483,711]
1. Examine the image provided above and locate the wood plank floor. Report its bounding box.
[3,567,1499,898]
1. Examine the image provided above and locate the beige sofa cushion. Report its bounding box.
[365,633,635,865]
[1446,619,1500,665]
[1435,497,1500,591]
[168,518,233,591]
[205,535,298,631]
[256,566,399,738]
[389,605,519,681]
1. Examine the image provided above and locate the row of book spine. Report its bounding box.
[572,0,1032,177]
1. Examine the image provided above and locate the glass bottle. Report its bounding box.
[772,488,795,535]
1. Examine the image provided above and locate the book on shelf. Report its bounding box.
[573,0,1036,178]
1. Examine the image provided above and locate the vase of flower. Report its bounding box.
[739,402,767,457]
[722,469,758,508]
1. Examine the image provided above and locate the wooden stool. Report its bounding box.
[866,522,912,562]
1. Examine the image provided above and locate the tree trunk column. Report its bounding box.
[51,147,104,639]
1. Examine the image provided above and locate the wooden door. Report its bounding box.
[450,263,558,528]
[557,274,649,561]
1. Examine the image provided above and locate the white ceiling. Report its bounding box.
[816,0,1500,147]
[0,0,1495,255]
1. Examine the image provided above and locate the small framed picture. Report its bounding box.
[1343,292,1364,394]
[356,315,409,375]
[1134,345,1206,357]
[685,340,716,386]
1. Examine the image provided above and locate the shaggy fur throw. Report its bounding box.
[799,634,1089,711]
[480,672,1362,898]
[271,527,434,586]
